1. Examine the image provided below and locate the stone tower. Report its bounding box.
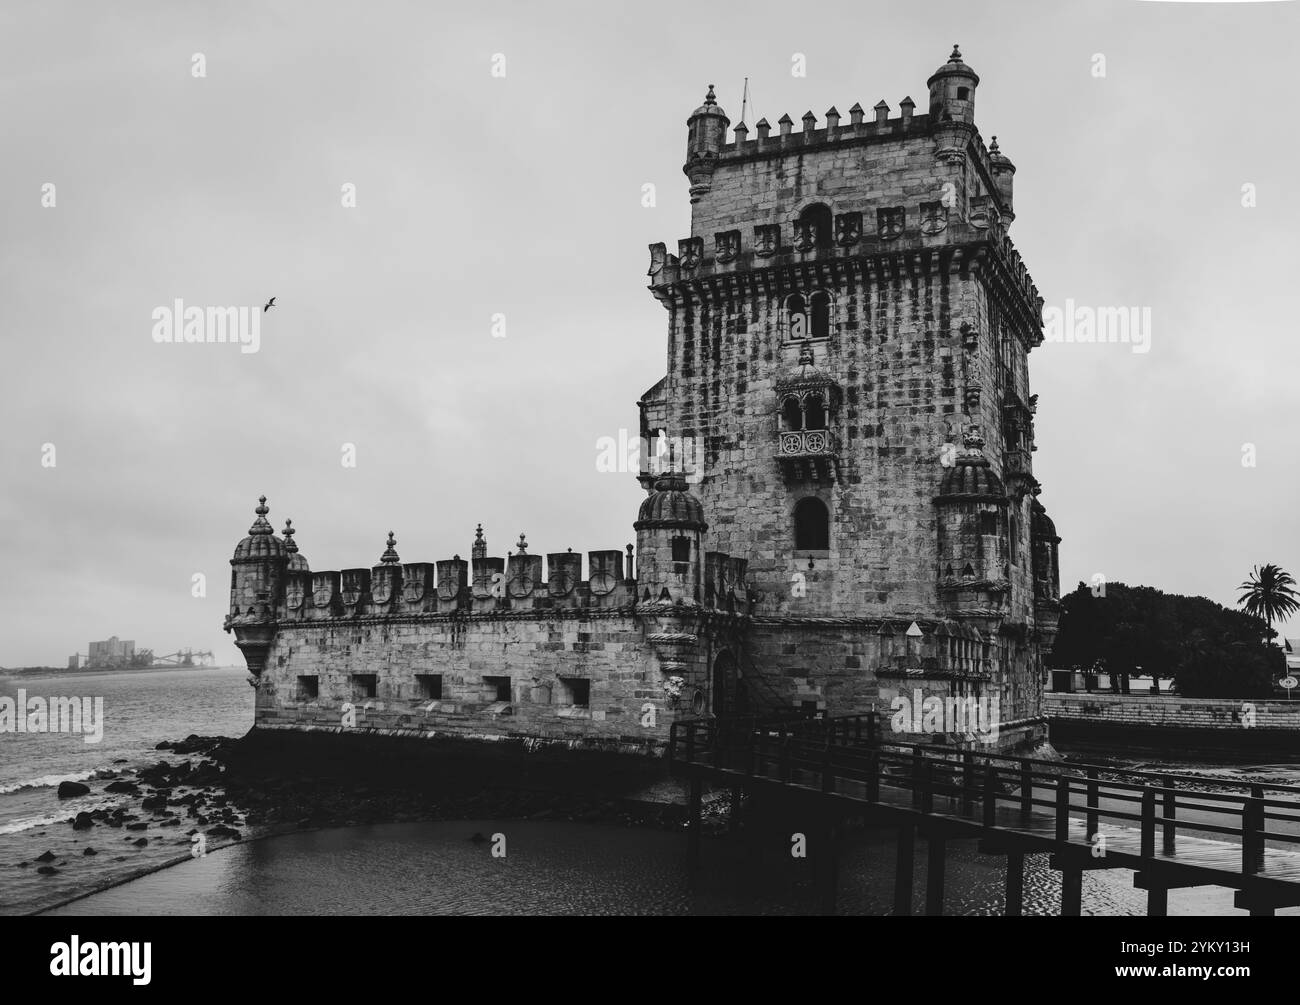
[643,46,1060,737]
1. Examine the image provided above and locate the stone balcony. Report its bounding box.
[778,429,839,483]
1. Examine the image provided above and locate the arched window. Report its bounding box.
[782,396,803,431]
[804,394,826,430]
[784,293,807,339]
[809,291,831,338]
[794,497,830,550]
[799,203,833,249]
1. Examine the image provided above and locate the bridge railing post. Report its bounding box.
[921,759,935,815]
[867,711,878,745]
[961,751,974,814]
[982,762,997,829]
[1141,786,1156,858]
[1020,760,1033,819]
[1161,774,1176,854]
[911,750,924,809]
[1086,767,1099,840]
[1243,791,1265,875]
[1055,775,1070,845]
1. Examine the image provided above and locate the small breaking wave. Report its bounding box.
[0,769,109,796]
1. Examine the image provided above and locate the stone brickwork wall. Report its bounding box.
[1045,693,1300,731]
[254,610,710,751]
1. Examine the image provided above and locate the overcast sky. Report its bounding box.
[1,0,1296,666]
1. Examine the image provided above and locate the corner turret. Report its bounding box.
[927,44,979,124]
[634,471,707,604]
[683,84,730,204]
[226,495,286,678]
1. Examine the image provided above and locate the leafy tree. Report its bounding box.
[1052,581,1278,698]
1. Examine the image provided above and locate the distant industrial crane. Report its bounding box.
[151,649,216,668]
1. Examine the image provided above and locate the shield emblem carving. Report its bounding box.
[920,201,948,235]
[437,560,466,601]
[753,224,779,257]
[877,207,904,240]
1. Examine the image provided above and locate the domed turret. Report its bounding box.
[987,135,1016,225]
[635,471,707,604]
[227,495,288,678]
[927,44,979,124]
[636,471,707,530]
[683,84,730,204]
[934,430,1011,599]
[232,496,285,561]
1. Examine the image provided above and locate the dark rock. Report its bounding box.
[104,780,140,795]
[37,865,58,875]
[125,822,149,832]
[132,837,148,847]
[83,847,97,856]
[72,812,94,831]
[57,781,90,799]
[206,825,241,840]
[35,850,56,863]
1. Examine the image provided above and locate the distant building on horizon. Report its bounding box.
[87,636,135,668]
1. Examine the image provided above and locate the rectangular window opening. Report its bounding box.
[296,676,319,701]
[351,674,377,699]
[416,673,442,700]
[483,675,511,703]
[560,677,591,708]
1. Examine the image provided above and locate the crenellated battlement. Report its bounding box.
[717,102,932,161]
[226,511,755,630]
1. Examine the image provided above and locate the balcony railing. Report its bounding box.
[778,429,836,458]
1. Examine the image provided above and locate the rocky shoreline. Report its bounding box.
[17,732,731,913]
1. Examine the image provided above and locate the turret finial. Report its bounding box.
[949,44,962,62]
[381,531,400,564]
[989,135,1000,154]
[704,84,716,106]
[471,523,487,561]
[283,519,298,553]
[517,533,528,555]
[248,495,273,536]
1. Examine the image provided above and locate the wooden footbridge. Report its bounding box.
[668,713,1300,916]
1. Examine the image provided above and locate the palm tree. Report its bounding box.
[1237,564,1300,636]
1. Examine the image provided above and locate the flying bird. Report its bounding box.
[263,297,277,313]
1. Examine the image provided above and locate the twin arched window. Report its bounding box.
[794,497,830,550]
[781,393,827,431]
[784,291,830,339]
